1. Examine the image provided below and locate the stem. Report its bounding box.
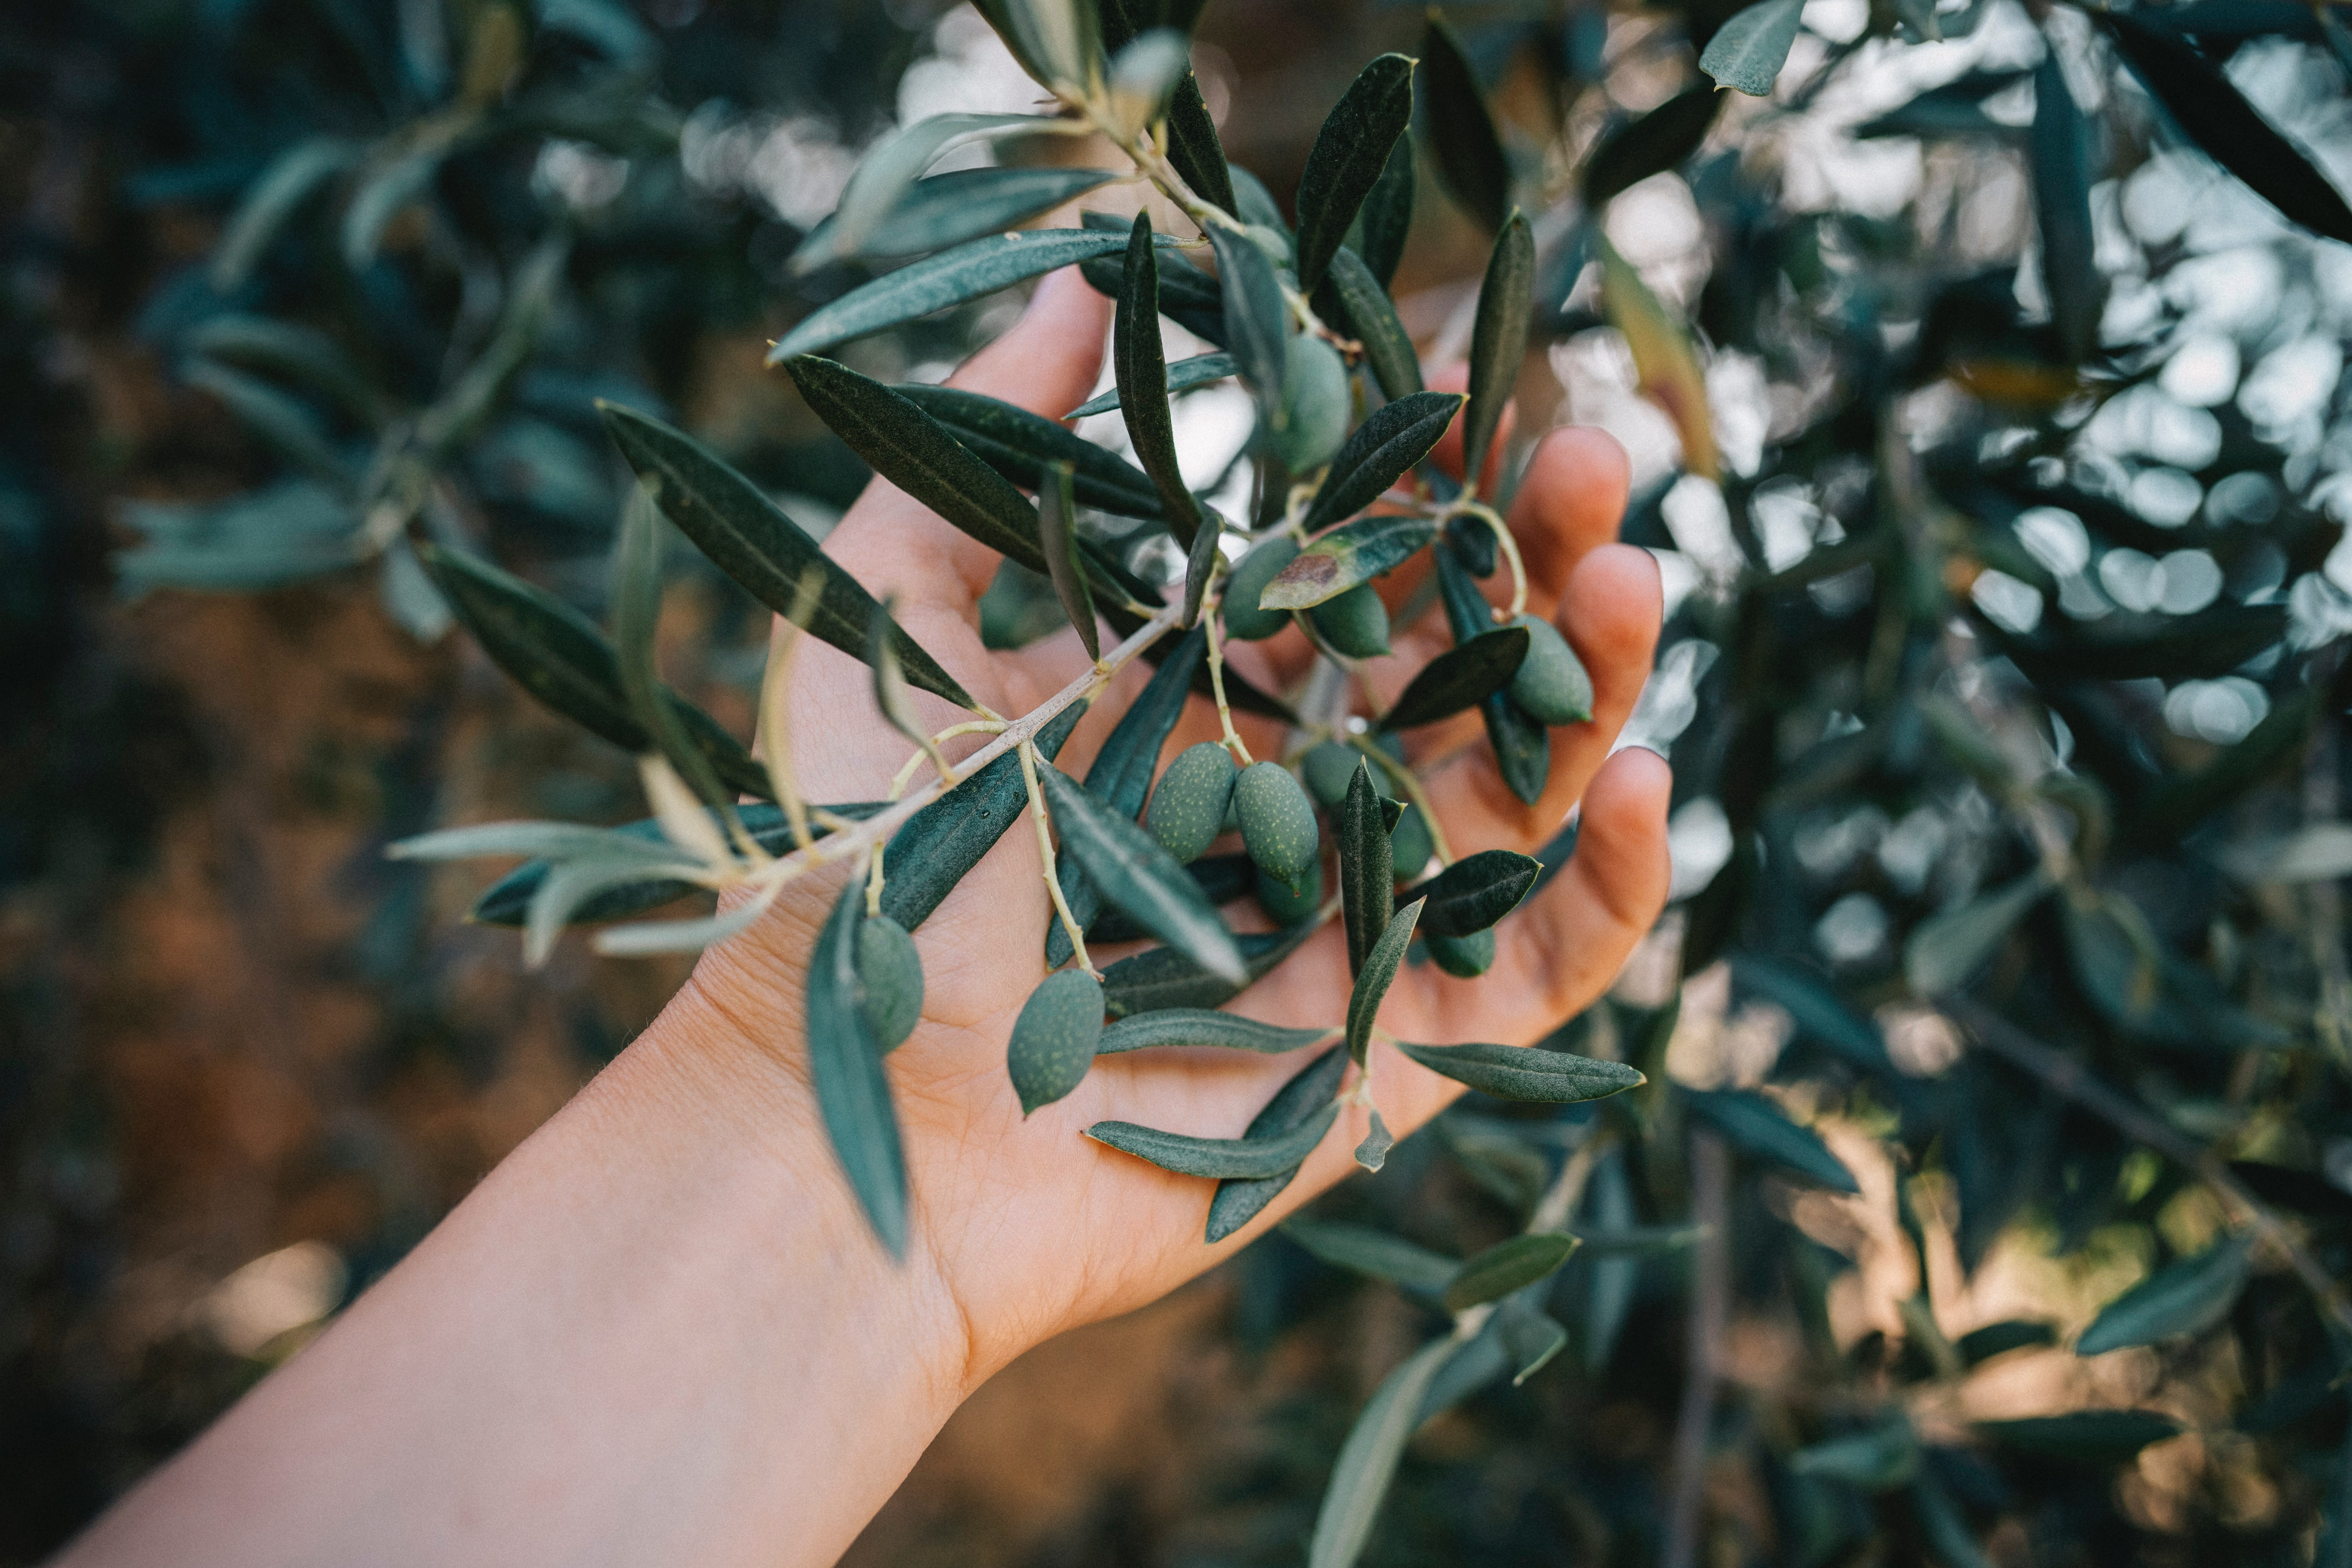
[887,719,1008,801]
[1017,738,1095,977]
[1944,996,2352,1346]
[1663,1129,1729,1568]
[1458,500,1528,622]
[1201,591,1256,765]
[1351,738,1456,865]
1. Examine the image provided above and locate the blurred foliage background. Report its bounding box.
[10,0,2352,1562]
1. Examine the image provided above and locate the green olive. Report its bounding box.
[1144,742,1237,864]
[1310,583,1391,658]
[1302,740,1363,808]
[1425,928,1496,978]
[1006,968,1105,1114]
[855,914,924,1052]
[1255,854,1323,926]
[1390,803,1434,882]
[1508,614,1593,725]
[1269,335,1350,474]
[1233,761,1319,888]
[1221,535,1300,641]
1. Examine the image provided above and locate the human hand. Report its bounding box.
[662,267,1672,1395]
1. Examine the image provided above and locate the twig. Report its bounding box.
[1944,996,2352,1345]
[1663,1129,1729,1568]
[1017,738,1096,976]
[1200,587,1256,765]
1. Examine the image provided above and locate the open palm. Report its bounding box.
[681,267,1672,1391]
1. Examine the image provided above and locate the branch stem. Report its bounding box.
[1017,739,1096,977]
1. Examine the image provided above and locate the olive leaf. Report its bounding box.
[1684,1088,1860,1193]
[1294,389,1464,541]
[1283,1216,1457,1289]
[1902,869,2051,995]
[1398,849,1540,937]
[791,112,1054,273]
[1092,0,1238,216]
[1102,29,1193,139]
[2029,56,2102,364]
[2075,1235,2252,1355]
[1085,1099,1341,1177]
[1293,52,1416,292]
[1340,760,1395,979]
[1975,1411,2183,1465]
[600,402,976,710]
[1182,505,1222,626]
[881,701,1087,932]
[1078,218,1231,345]
[1114,212,1204,547]
[183,315,379,427]
[610,486,734,811]
[1357,130,1416,288]
[1308,1336,1456,1568]
[803,166,1121,266]
[1435,541,1548,804]
[1577,1225,1709,1257]
[415,541,772,801]
[2094,8,2352,244]
[1066,350,1237,418]
[1729,954,1892,1073]
[1398,1041,1643,1102]
[1417,13,1509,233]
[767,229,1138,362]
[1353,1110,1395,1172]
[1037,761,1247,983]
[785,357,1047,574]
[1096,1009,1332,1054]
[1442,1232,1579,1311]
[1102,923,1316,1015]
[1346,895,1423,1063]
[1582,86,1723,207]
[1210,224,1289,405]
[996,0,1102,92]
[866,594,941,759]
[211,136,361,290]
[893,381,1166,520]
[1495,1298,1569,1385]
[1207,1044,1350,1240]
[1700,0,1807,96]
[1957,1319,2058,1365]
[809,877,910,1256]
[1035,461,1099,660]
[1379,625,1528,730]
[180,360,351,488]
[1597,234,1717,479]
[1462,210,1532,491]
[1319,245,1424,400]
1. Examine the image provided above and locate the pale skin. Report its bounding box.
[56,268,1670,1568]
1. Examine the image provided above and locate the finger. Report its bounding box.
[1407,542,1662,847]
[1507,425,1632,608]
[824,269,1112,614]
[1423,363,1515,494]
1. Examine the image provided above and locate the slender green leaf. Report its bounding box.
[1038,761,1246,982]
[1320,245,1423,401]
[1211,224,1288,404]
[394,820,698,866]
[1443,1232,1579,1311]
[1164,72,1239,216]
[1295,389,1464,539]
[1903,869,2051,995]
[1582,86,1723,207]
[1115,212,1204,546]
[1577,1224,1709,1257]
[1976,1410,2183,1464]
[1463,210,1531,489]
[1308,1337,1456,1568]
[1264,513,1438,615]
[2076,1235,2252,1355]
[785,357,1046,573]
[812,166,1121,265]
[881,702,1086,931]
[1398,1041,1643,1102]
[1096,1009,1332,1054]
[1418,13,1509,233]
[1036,462,1099,659]
[1207,1045,1349,1240]
[768,229,1138,362]
[1295,53,1417,292]
[184,315,378,426]
[1380,627,1528,730]
[1182,504,1222,627]
[2096,8,2352,244]
[867,594,940,758]
[1346,896,1423,1063]
[792,112,1051,272]
[1684,1088,1859,1192]
[1700,0,1807,96]
[1957,1319,2059,1365]
[602,402,975,710]
[1496,1298,1569,1384]
[1790,1423,1920,1490]
[181,360,351,489]
[1398,849,1540,937]
[1102,923,1314,1015]
[809,877,910,1255]
[1103,28,1193,138]
[1078,216,1230,345]
[1728,954,1893,1073]
[211,136,361,290]
[609,482,723,802]
[1283,1216,1457,1289]
[2030,57,2102,364]
[416,541,770,799]
[1086,1099,1340,1176]
[1357,130,1416,288]
[523,853,708,966]
[895,381,1165,520]
[1435,541,1547,803]
[343,140,460,270]
[1340,760,1395,979]
[1066,351,1237,417]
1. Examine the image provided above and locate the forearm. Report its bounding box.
[56,974,967,1568]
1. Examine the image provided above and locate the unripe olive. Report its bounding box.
[1221,535,1299,641]
[1302,740,1361,808]
[1255,854,1322,926]
[1234,761,1319,888]
[1310,583,1391,658]
[1006,967,1105,1114]
[856,914,924,1053]
[1390,803,1434,882]
[1144,742,1237,864]
[1426,927,1496,978]
[1508,614,1593,726]
[1269,335,1350,474]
